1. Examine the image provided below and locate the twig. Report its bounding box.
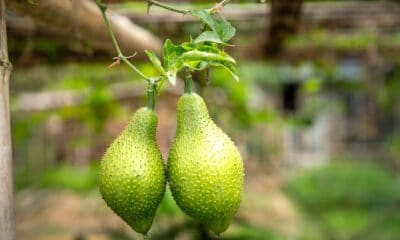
[95,0,152,82]
[146,0,232,15]
[209,0,231,13]
[219,0,231,7]
[146,0,188,14]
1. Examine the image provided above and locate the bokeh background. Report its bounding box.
[5,0,400,239]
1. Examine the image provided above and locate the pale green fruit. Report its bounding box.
[168,93,244,234]
[99,107,166,234]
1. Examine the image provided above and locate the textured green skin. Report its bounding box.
[168,93,244,234]
[99,107,166,234]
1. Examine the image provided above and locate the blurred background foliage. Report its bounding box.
[7,0,400,239]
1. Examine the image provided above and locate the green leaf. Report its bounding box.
[195,44,221,54]
[145,50,165,75]
[163,39,185,69]
[188,10,236,42]
[183,61,209,71]
[210,61,239,81]
[163,39,187,85]
[180,50,236,64]
[162,39,238,85]
[194,31,235,46]
[194,31,223,44]
[181,41,196,51]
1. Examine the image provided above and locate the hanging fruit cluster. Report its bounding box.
[95,0,244,238]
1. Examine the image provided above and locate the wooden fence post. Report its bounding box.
[0,0,15,239]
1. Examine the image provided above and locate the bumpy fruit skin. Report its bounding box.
[99,107,166,234]
[168,93,244,234]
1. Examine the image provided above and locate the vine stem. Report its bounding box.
[146,0,232,14]
[95,0,152,82]
[216,0,231,8]
[147,0,188,14]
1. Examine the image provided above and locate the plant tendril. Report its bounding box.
[95,0,152,82]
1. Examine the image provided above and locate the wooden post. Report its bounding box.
[265,0,303,57]
[0,0,15,239]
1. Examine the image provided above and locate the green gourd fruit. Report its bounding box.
[99,107,166,234]
[167,92,244,234]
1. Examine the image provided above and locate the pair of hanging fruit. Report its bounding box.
[99,76,244,237]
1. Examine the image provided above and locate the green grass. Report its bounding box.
[284,160,400,240]
[39,164,98,192]
[223,222,282,240]
[15,164,99,193]
[286,30,400,51]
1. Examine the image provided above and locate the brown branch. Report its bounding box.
[12,81,182,112]
[119,2,400,30]
[7,0,162,57]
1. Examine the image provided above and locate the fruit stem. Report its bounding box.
[142,234,148,240]
[184,68,194,93]
[147,80,156,110]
